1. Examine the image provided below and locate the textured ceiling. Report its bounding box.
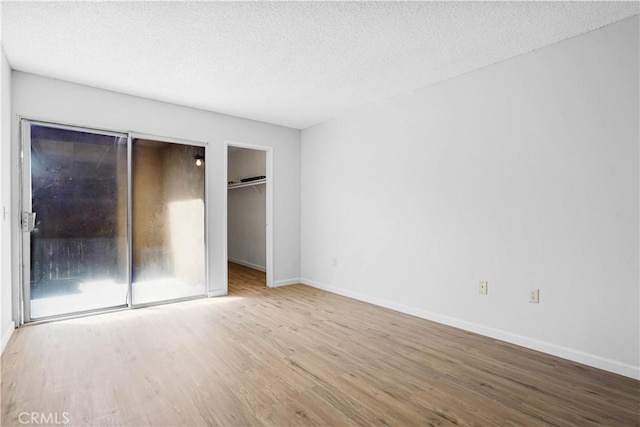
[1,2,638,129]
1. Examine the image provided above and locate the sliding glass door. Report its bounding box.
[21,122,207,321]
[22,123,129,319]
[131,138,206,305]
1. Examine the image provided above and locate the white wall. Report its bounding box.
[0,46,15,351]
[9,72,300,312]
[228,148,267,271]
[301,17,639,379]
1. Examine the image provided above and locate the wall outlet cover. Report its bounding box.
[529,288,540,303]
[479,281,488,295]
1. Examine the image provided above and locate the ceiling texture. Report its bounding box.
[1,1,638,129]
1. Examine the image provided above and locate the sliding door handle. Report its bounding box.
[21,212,37,232]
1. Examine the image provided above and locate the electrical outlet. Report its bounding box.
[529,289,539,303]
[479,281,488,295]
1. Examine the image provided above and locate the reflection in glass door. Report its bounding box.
[131,138,206,305]
[23,123,129,320]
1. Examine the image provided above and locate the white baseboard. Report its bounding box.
[272,278,301,288]
[300,278,640,380]
[1,321,15,354]
[228,258,266,272]
[207,290,226,297]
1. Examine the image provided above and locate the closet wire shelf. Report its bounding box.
[228,176,266,190]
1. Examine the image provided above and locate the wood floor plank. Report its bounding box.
[1,262,638,426]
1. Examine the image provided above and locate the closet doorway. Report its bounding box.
[227,144,272,289]
[20,120,208,322]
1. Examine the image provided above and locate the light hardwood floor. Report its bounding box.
[2,262,638,426]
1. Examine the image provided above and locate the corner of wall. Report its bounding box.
[1,321,15,354]
[0,44,16,353]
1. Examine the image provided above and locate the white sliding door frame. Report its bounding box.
[128,131,211,304]
[19,119,130,323]
[15,119,211,324]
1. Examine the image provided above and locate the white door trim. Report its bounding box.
[224,141,274,290]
